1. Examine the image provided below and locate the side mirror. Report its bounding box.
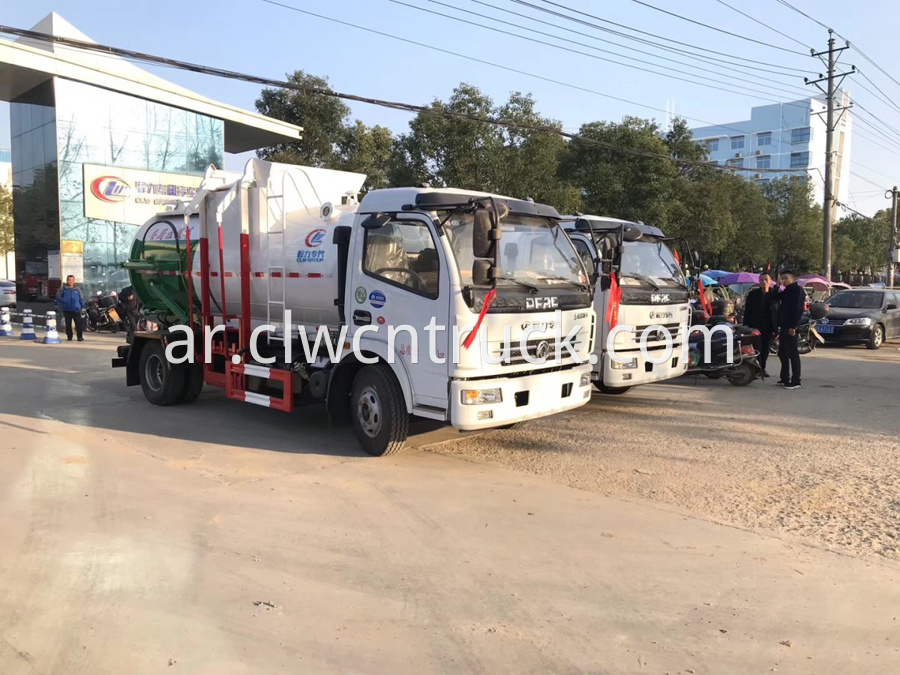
[472,259,496,286]
[361,213,391,230]
[887,303,898,311]
[473,209,498,259]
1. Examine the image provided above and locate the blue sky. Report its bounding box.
[1,0,897,214]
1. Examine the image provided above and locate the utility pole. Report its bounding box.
[889,186,898,288]
[805,31,854,281]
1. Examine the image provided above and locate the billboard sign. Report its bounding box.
[83,164,203,226]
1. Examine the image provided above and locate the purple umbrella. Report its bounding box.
[719,272,759,285]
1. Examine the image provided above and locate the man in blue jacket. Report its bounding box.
[55,275,85,341]
[776,270,806,389]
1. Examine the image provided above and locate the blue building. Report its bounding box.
[690,94,852,210]
[0,13,302,301]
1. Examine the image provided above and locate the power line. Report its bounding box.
[851,101,900,145]
[775,0,830,31]
[856,71,900,116]
[713,0,811,50]
[513,0,817,74]
[386,0,811,103]
[0,22,807,176]
[458,0,809,86]
[631,0,809,55]
[853,116,900,154]
[851,170,888,191]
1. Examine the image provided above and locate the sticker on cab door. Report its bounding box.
[355,286,367,303]
[369,290,386,309]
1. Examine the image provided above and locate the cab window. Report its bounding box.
[571,238,596,277]
[363,220,440,299]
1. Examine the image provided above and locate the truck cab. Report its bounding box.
[562,216,691,394]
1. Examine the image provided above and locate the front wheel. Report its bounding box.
[867,324,884,350]
[594,382,631,395]
[350,364,408,457]
[726,361,757,387]
[139,341,186,406]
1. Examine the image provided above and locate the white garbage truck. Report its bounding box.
[113,159,595,455]
[561,215,692,394]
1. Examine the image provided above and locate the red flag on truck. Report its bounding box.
[605,273,621,329]
[463,288,497,350]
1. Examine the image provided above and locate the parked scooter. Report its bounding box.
[686,321,762,386]
[769,316,822,356]
[85,291,122,333]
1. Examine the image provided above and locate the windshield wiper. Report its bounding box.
[625,273,660,291]
[498,276,540,293]
[538,274,589,291]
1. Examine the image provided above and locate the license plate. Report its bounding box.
[817,324,834,334]
[108,308,120,321]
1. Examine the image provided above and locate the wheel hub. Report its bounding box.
[357,385,382,438]
[146,354,164,392]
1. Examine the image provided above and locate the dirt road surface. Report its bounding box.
[1,335,898,674]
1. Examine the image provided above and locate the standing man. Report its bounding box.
[743,272,777,377]
[55,275,85,342]
[776,270,806,389]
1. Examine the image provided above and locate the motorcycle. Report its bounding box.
[769,316,823,356]
[686,321,762,386]
[85,291,122,333]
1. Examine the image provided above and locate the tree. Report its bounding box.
[561,117,681,228]
[255,71,351,166]
[833,210,891,274]
[0,184,12,257]
[337,121,394,192]
[763,177,822,272]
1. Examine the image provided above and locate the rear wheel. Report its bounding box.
[139,341,186,406]
[726,361,757,387]
[594,382,631,395]
[179,362,205,403]
[351,364,408,457]
[867,324,884,350]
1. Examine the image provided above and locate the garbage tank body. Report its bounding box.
[127,160,366,330]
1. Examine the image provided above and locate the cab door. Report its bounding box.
[348,214,450,411]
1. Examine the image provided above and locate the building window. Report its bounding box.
[790,151,810,168]
[757,132,772,147]
[731,136,745,150]
[727,158,744,168]
[756,155,771,169]
[705,138,719,152]
[755,179,770,187]
[791,127,810,144]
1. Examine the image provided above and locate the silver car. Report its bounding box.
[0,280,16,308]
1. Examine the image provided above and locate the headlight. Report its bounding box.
[461,388,502,405]
[610,357,638,370]
[580,372,591,387]
[844,317,873,326]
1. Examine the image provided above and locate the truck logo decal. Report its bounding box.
[535,341,551,360]
[355,286,367,303]
[649,311,674,320]
[297,250,325,263]
[651,293,671,303]
[521,321,555,331]
[90,175,131,203]
[305,229,327,247]
[369,290,386,309]
[525,297,558,310]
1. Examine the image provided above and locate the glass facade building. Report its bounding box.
[11,77,224,301]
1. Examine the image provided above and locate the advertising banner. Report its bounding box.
[83,163,203,226]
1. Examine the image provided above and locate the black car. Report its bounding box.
[812,288,900,349]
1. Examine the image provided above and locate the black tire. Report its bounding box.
[594,382,631,395]
[704,372,724,379]
[726,361,757,387]
[139,341,186,406]
[799,341,812,355]
[86,315,98,332]
[350,364,408,457]
[866,324,884,350]
[769,339,779,355]
[178,362,205,403]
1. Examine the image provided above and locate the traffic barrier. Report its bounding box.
[0,307,13,336]
[42,311,62,344]
[20,309,37,340]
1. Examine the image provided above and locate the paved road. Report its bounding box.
[1,335,898,674]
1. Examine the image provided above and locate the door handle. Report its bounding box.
[353,310,372,326]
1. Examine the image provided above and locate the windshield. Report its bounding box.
[620,240,686,288]
[446,213,587,288]
[827,291,884,309]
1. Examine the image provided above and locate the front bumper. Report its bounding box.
[819,325,873,343]
[601,349,689,387]
[450,364,592,430]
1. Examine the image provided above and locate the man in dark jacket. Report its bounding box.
[743,272,777,376]
[55,275,86,341]
[776,270,806,389]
